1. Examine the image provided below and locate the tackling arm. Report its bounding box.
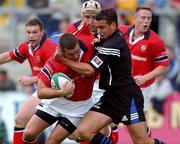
[61,57,96,76]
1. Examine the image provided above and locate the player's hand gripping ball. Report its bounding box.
[51,72,74,98]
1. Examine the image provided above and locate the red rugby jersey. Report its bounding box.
[64,20,82,34]
[9,35,57,76]
[119,25,169,87]
[39,23,96,101]
[39,48,96,101]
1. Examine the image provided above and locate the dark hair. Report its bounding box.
[95,9,118,26]
[59,34,79,51]
[25,18,44,30]
[135,7,152,14]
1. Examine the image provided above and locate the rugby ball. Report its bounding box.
[51,72,73,98]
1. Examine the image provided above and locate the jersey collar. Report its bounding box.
[127,26,150,40]
[28,34,47,56]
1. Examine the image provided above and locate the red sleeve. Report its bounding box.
[38,58,55,87]
[64,23,78,34]
[151,37,169,67]
[118,25,130,35]
[42,39,58,63]
[38,58,69,87]
[9,43,27,63]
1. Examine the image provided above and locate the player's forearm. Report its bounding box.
[144,66,168,81]
[37,88,66,99]
[62,58,95,76]
[0,52,12,64]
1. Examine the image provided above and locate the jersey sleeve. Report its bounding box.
[38,59,55,87]
[9,43,27,63]
[38,57,69,87]
[41,39,57,64]
[151,38,169,67]
[118,25,131,36]
[89,50,108,70]
[64,23,77,34]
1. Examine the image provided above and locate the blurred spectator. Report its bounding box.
[151,75,173,114]
[97,0,117,9]
[169,0,180,61]
[118,13,130,25]
[169,0,180,91]
[0,107,9,144]
[116,0,137,11]
[0,69,16,91]
[26,0,52,35]
[137,0,167,8]
[0,0,4,5]
[45,18,60,36]
[26,0,49,8]
[166,48,180,91]
[49,18,70,43]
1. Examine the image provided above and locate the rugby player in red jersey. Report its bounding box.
[119,6,169,136]
[0,18,57,144]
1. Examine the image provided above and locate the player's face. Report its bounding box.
[82,12,97,34]
[63,43,81,61]
[135,9,152,34]
[95,20,116,39]
[26,25,44,48]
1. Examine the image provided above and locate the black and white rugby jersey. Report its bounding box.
[89,29,136,89]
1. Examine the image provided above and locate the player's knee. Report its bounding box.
[77,127,93,141]
[22,129,37,142]
[77,127,86,138]
[68,133,79,141]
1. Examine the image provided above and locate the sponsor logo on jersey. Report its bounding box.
[131,54,147,62]
[36,56,41,63]
[33,67,41,71]
[141,45,146,52]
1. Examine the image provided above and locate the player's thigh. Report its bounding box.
[24,114,49,137]
[15,93,40,127]
[78,111,112,134]
[46,124,70,143]
[126,121,149,142]
[16,93,40,118]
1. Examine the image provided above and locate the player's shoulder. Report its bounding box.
[118,25,131,34]
[17,41,29,49]
[65,20,81,34]
[148,30,164,44]
[45,37,58,46]
[48,57,69,73]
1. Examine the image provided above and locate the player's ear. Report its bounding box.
[41,29,45,35]
[111,22,117,29]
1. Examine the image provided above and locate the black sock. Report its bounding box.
[154,138,166,144]
[90,132,112,144]
[14,127,24,131]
